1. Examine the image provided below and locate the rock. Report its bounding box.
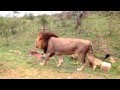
[100,62,111,72]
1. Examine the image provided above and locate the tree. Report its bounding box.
[74,11,84,34]
[0,18,11,46]
[23,13,34,21]
[28,13,34,21]
[10,11,20,34]
[40,15,48,32]
[69,11,88,34]
[37,15,41,30]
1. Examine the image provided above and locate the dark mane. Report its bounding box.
[39,32,58,42]
[39,32,58,56]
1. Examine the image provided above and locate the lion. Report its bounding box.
[35,31,110,71]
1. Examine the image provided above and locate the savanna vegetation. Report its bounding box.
[0,11,120,79]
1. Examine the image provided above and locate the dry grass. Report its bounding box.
[0,62,106,79]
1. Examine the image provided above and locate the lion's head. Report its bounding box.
[35,31,58,53]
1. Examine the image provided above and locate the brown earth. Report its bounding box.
[0,64,106,79]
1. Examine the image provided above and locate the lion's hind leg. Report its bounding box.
[77,53,87,71]
[87,54,102,71]
[57,55,63,67]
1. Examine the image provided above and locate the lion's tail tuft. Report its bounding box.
[103,54,110,59]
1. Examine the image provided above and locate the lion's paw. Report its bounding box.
[40,63,45,66]
[76,68,82,71]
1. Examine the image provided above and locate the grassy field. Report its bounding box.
[0,12,120,79]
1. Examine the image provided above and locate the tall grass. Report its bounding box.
[0,12,120,78]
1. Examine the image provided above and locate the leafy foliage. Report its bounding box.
[0,11,120,78]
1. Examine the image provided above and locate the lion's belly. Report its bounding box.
[54,50,75,55]
[53,43,77,55]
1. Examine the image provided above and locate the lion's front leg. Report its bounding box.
[40,53,51,66]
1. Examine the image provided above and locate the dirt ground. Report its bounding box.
[0,65,107,79]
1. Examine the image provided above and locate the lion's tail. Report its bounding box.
[88,44,110,60]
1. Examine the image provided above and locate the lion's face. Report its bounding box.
[35,32,58,51]
[35,34,45,49]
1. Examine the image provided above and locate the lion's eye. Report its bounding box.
[39,37,43,40]
[39,38,42,40]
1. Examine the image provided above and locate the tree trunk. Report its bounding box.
[43,25,46,33]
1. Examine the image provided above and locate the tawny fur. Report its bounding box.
[35,32,109,71]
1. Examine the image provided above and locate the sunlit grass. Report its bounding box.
[0,12,120,78]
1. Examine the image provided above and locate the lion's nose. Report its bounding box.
[34,43,38,48]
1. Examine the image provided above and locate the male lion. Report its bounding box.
[35,32,109,71]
